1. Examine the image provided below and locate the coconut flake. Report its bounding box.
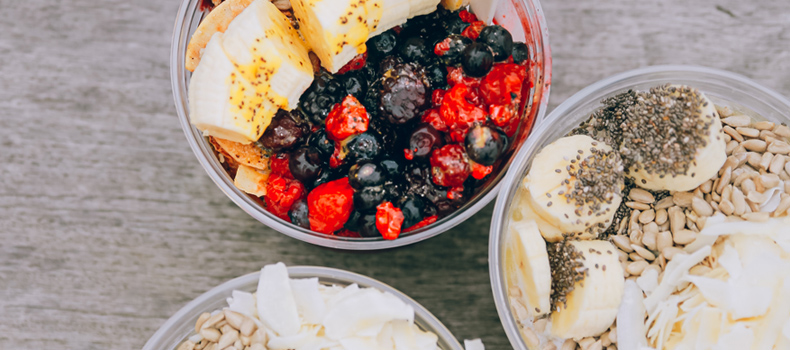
[760,186,784,212]
[323,288,414,340]
[618,280,648,349]
[227,290,257,318]
[257,263,302,337]
[636,268,659,294]
[464,338,485,350]
[644,246,711,313]
[290,278,327,324]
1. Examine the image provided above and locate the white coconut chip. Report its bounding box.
[464,338,485,350]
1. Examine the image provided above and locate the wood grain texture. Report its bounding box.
[0,0,788,349]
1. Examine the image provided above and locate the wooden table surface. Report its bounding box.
[1,0,788,349]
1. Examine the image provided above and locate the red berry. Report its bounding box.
[480,63,527,106]
[490,104,521,137]
[446,66,481,88]
[440,84,486,138]
[431,89,446,107]
[470,159,494,179]
[270,153,294,179]
[325,95,369,141]
[308,177,354,234]
[430,144,471,187]
[421,108,447,132]
[329,141,344,168]
[459,9,478,23]
[403,215,438,233]
[375,201,404,240]
[434,38,451,56]
[264,174,306,220]
[337,52,368,74]
[447,186,465,200]
[461,21,486,40]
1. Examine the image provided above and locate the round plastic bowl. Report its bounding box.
[143,266,464,350]
[488,65,790,349]
[170,0,551,250]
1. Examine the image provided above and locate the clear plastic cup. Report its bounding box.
[170,0,551,250]
[143,265,464,350]
[488,65,790,349]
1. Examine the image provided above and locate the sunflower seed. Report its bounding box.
[673,192,695,207]
[639,209,656,224]
[655,208,668,225]
[195,313,211,334]
[736,127,760,138]
[656,230,673,252]
[775,195,790,216]
[561,339,577,350]
[691,196,713,217]
[743,139,768,152]
[673,229,697,245]
[612,235,633,252]
[743,212,770,222]
[662,246,685,260]
[629,188,655,204]
[669,206,685,234]
[200,328,221,343]
[655,196,675,210]
[725,140,739,154]
[626,201,651,210]
[722,115,751,127]
[774,124,790,138]
[769,155,786,174]
[754,121,776,130]
[719,199,735,215]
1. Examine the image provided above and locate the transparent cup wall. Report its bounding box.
[488,65,790,349]
[170,0,552,249]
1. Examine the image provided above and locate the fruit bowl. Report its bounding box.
[488,65,790,349]
[170,0,551,250]
[143,265,464,350]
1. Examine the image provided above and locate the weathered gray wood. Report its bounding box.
[0,0,788,349]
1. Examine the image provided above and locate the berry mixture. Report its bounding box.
[211,6,534,240]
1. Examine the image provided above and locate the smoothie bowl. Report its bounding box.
[171,0,550,249]
[489,66,790,350]
[143,263,466,350]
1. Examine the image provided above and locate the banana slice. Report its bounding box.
[506,220,552,318]
[189,33,270,144]
[522,135,624,242]
[291,0,371,73]
[622,85,726,192]
[221,0,314,111]
[368,0,411,37]
[408,0,441,18]
[548,240,625,339]
[185,0,255,72]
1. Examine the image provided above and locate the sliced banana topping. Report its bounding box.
[505,220,552,318]
[548,240,625,340]
[521,135,624,242]
[578,85,727,192]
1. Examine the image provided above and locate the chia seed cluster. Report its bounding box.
[576,85,715,181]
[547,241,587,311]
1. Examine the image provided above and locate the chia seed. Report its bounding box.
[548,241,587,310]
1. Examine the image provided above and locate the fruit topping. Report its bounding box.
[460,20,485,40]
[342,132,382,163]
[477,25,513,61]
[398,36,432,65]
[434,34,472,66]
[397,195,427,228]
[375,201,405,240]
[325,95,370,141]
[405,124,444,160]
[512,42,530,65]
[336,52,368,75]
[348,161,387,189]
[265,173,306,219]
[270,152,294,179]
[288,199,311,229]
[259,110,309,151]
[289,147,325,182]
[430,144,471,187]
[460,42,493,77]
[378,62,430,124]
[464,124,508,166]
[307,177,354,234]
[480,63,526,105]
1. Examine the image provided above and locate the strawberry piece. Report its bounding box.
[470,159,494,179]
[325,95,369,141]
[434,38,451,57]
[337,52,368,75]
[375,201,404,240]
[446,66,481,88]
[490,104,521,137]
[459,9,478,23]
[480,63,527,106]
[461,21,486,40]
[421,108,447,132]
[270,153,294,179]
[264,174,305,220]
[430,144,471,187]
[403,215,438,233]
[329,140,344,168]
[307,177,355,234]
[439,84,486,142]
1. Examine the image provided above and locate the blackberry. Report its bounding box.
[378,63,430,124]
[443,14,469,35]
[477,25,513,61]
[425,63,447,90]
[379,157,405,178]
[258,109,309,151]
[404,163,448,205]
[306,129,335,158]
[461,42,493,78]
[344,210,363,232]
[299,70,344,124]
[397,195,426,229]
[379,55,404,74]
[369,29,398,58]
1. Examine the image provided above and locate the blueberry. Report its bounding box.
[349,161,386,189]
[425,63,447,89]
[343,132,382,163]
[369,30,398,57]
[288,199,310,229]
[344,210,363,231]
[464,124,509,166]
[356,213,379,237]
[289,147,324,182]
[437,34,472,66]
[397,196,426,228]
[258,109,308,151]
[512,42,530,64]
[461,42,494,78]
[443,15,469,35]
[379,158,405,178]
[477,25,513,61]
[353,185,387,212]
[306,130,335,157]
[398,37,431,64]
[407,124,443,159]
[342,71,368,99]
